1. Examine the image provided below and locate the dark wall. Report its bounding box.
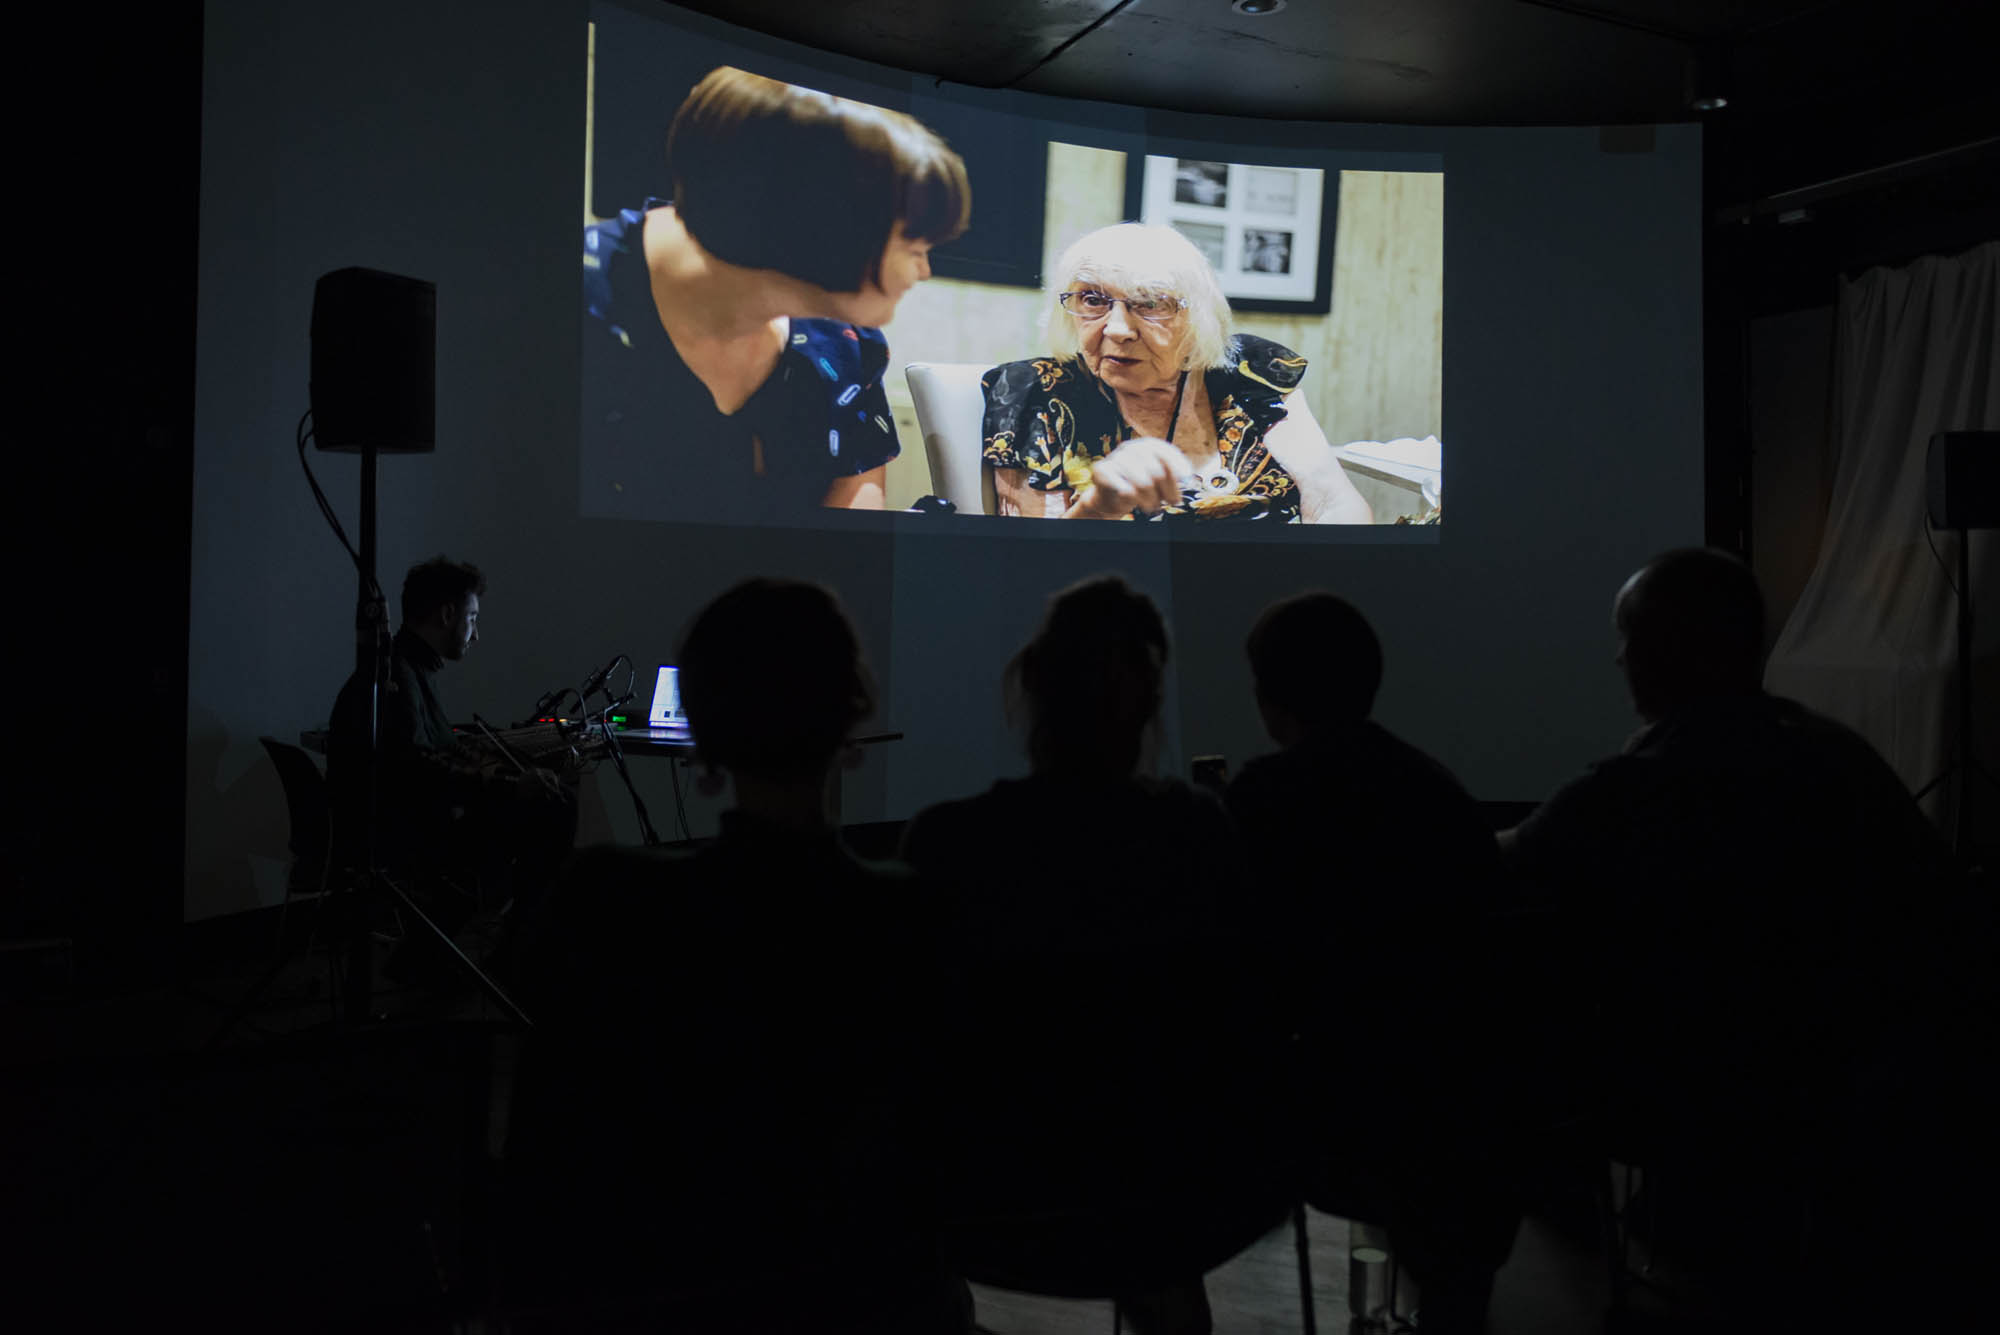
[1747,304,1835,650]
[1700,8,1999,578]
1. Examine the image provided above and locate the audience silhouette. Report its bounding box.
[902,575,1292,1335]
[1508,546,1969,1324]
[1225,590,1520,1333]
[500,578,968,1334]
[1510,548,1952,1149]
[483,552,1979,1335]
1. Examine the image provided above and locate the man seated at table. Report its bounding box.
[327,555,572,928]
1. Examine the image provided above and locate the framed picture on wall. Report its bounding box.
[1123,155,1336,314]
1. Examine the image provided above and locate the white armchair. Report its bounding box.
[904,362,997,516]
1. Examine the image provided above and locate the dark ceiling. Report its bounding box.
[667,0,1998,242]
[665,0,1994,132]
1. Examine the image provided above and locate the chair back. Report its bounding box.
[905,362,996,515]
[259,736,331,865]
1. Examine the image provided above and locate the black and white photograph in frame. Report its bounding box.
[1242,228,1293,274]
[1173,159,1229,208]
[1173,220,1228,271]
[1243,167,1299,216]
[1129,152,1331,312]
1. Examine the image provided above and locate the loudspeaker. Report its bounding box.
[1927,431,2000,530]
[310,268,435,454]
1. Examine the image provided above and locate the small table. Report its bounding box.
[297,727,904,758]
[607,727,903,758]
[299,726,904,831]
[606,729,903,829]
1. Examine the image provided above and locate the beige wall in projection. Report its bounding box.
[1237,170,1444,447]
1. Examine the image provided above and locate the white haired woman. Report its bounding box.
[981,223,1372,523]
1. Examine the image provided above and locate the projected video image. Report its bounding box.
[582,4,1443,530]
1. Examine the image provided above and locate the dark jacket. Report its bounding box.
[502,813,963,1332]
[326,626,510,866]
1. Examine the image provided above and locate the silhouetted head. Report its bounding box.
[678,578,876,783]
[1245,592,1383,745]
[1007,575,1169,776]
[401,556,485,662]
[1613,548,1765,723]
[668,66,969,317]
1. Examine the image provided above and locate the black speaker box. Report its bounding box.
[1927,432,2000,530]
[310,268,435,453]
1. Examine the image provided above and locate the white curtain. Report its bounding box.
[1764,240,2000,837]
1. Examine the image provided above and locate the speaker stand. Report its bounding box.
[1913,524,1994,864]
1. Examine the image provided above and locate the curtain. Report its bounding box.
[1764,241,1999,837]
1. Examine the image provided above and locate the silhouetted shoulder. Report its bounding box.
[911,774,1224,849]
[1228,721,1486,843]
[1509,754,1648,874]
[1767,697,1952,866]
[544,842,693,920]
[1516,692,1947,888]
[1774,698,1931,800]
[906,774,1240,953]
[899,790,994,872]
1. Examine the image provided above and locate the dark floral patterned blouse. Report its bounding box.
[981,333,1309,522]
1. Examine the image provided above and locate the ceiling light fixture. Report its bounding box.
[1232,0,1287,15]
[1687,45,1730,112]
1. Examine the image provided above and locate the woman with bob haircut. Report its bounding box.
[584,66,970,515]
[981,223,1371,523]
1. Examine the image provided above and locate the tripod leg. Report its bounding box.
[377,873,534,1028]
[201,952,295,1053]
[202,871,347,1051]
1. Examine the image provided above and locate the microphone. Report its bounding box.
[579,655,623,701]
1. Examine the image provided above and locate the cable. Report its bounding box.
[668,755,692,842]
[1923,513,1962,601]
[595,714,662,846]
[296,409,386,604]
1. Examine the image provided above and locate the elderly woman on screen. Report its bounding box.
[982,223,1371,523]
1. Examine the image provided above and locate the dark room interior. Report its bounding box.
[8,1,1996,1331]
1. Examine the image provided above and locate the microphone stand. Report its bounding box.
[588,689,662,847]
[1912,521,1994,863]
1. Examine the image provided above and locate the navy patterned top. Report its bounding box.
[583,201,901,519]
[981,333,1309,522]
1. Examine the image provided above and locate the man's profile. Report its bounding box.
[327,556,568,912]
